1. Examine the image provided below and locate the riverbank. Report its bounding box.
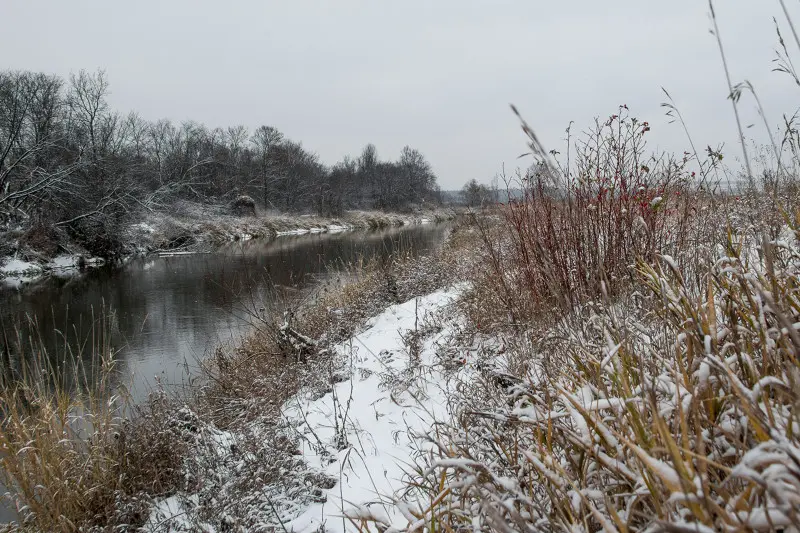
[0,201,456,288]
[146,284,471,532]
[0,220,477,531]
[129,201,454,251]
[133,223,479,531]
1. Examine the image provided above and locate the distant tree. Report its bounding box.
[357,143,379,206]
[398,146,435,206]
[462,178,493,207]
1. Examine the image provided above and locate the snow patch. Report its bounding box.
[157,251,210,257]
[145,285,467,532]
[0,258,41,275]
[276,228,312,236]
[284,286,466,532]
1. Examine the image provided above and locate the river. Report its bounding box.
[0,224,449,403]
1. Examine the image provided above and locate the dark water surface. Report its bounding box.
[0,224,449,404]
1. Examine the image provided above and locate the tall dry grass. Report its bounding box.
[468,108,711,328]
[0,310,185,532]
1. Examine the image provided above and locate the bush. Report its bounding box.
[67,218,126,260]
[469,109,706,325]
[19,223,61,258]
[230,195,257,217]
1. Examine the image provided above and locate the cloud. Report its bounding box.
[2,0,797,188]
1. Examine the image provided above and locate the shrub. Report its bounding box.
[19,223,61,258]
[474,109,699,323]
[66,218,126,260]
[230,195,257,217]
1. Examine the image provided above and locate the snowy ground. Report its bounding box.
[283,286,468,532]
[145,285,470,532]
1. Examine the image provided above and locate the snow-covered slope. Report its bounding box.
[284,287,465,532]
[145,285,468,532]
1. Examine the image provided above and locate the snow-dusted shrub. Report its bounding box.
[399,230,800,532]
[470,108,704,325]
[230,194,257,217]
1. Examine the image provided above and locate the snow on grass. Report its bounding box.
[277,224,354,237]
[283,286,466,532]
[146,494,218,532]
[132,222,157,234]
[157,250,211,257]
[276,228,312,236]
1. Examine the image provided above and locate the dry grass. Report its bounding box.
[0,311,185,532]
[368,18,800,525]
[365,59,800,533]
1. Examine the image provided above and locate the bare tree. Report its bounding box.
[0,69,444,257]
[399,145,434,206]
[0,72,35,190]
[68,69,111,168]
[227,125,248,157]
[250,125,283,209]
[462,178,493,207]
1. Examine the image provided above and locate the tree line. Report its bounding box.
[0,69,441,255]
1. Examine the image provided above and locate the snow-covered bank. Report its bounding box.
[0,254,105,288]
[139,204,452,245]
[145,285,470,532]
[0,205,455,290]
[274,222,352,237]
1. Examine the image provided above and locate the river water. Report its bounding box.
[0,224,449,403]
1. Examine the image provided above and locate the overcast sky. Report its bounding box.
[2,1,798,188]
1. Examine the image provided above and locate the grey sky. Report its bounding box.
[2,1,798,188]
